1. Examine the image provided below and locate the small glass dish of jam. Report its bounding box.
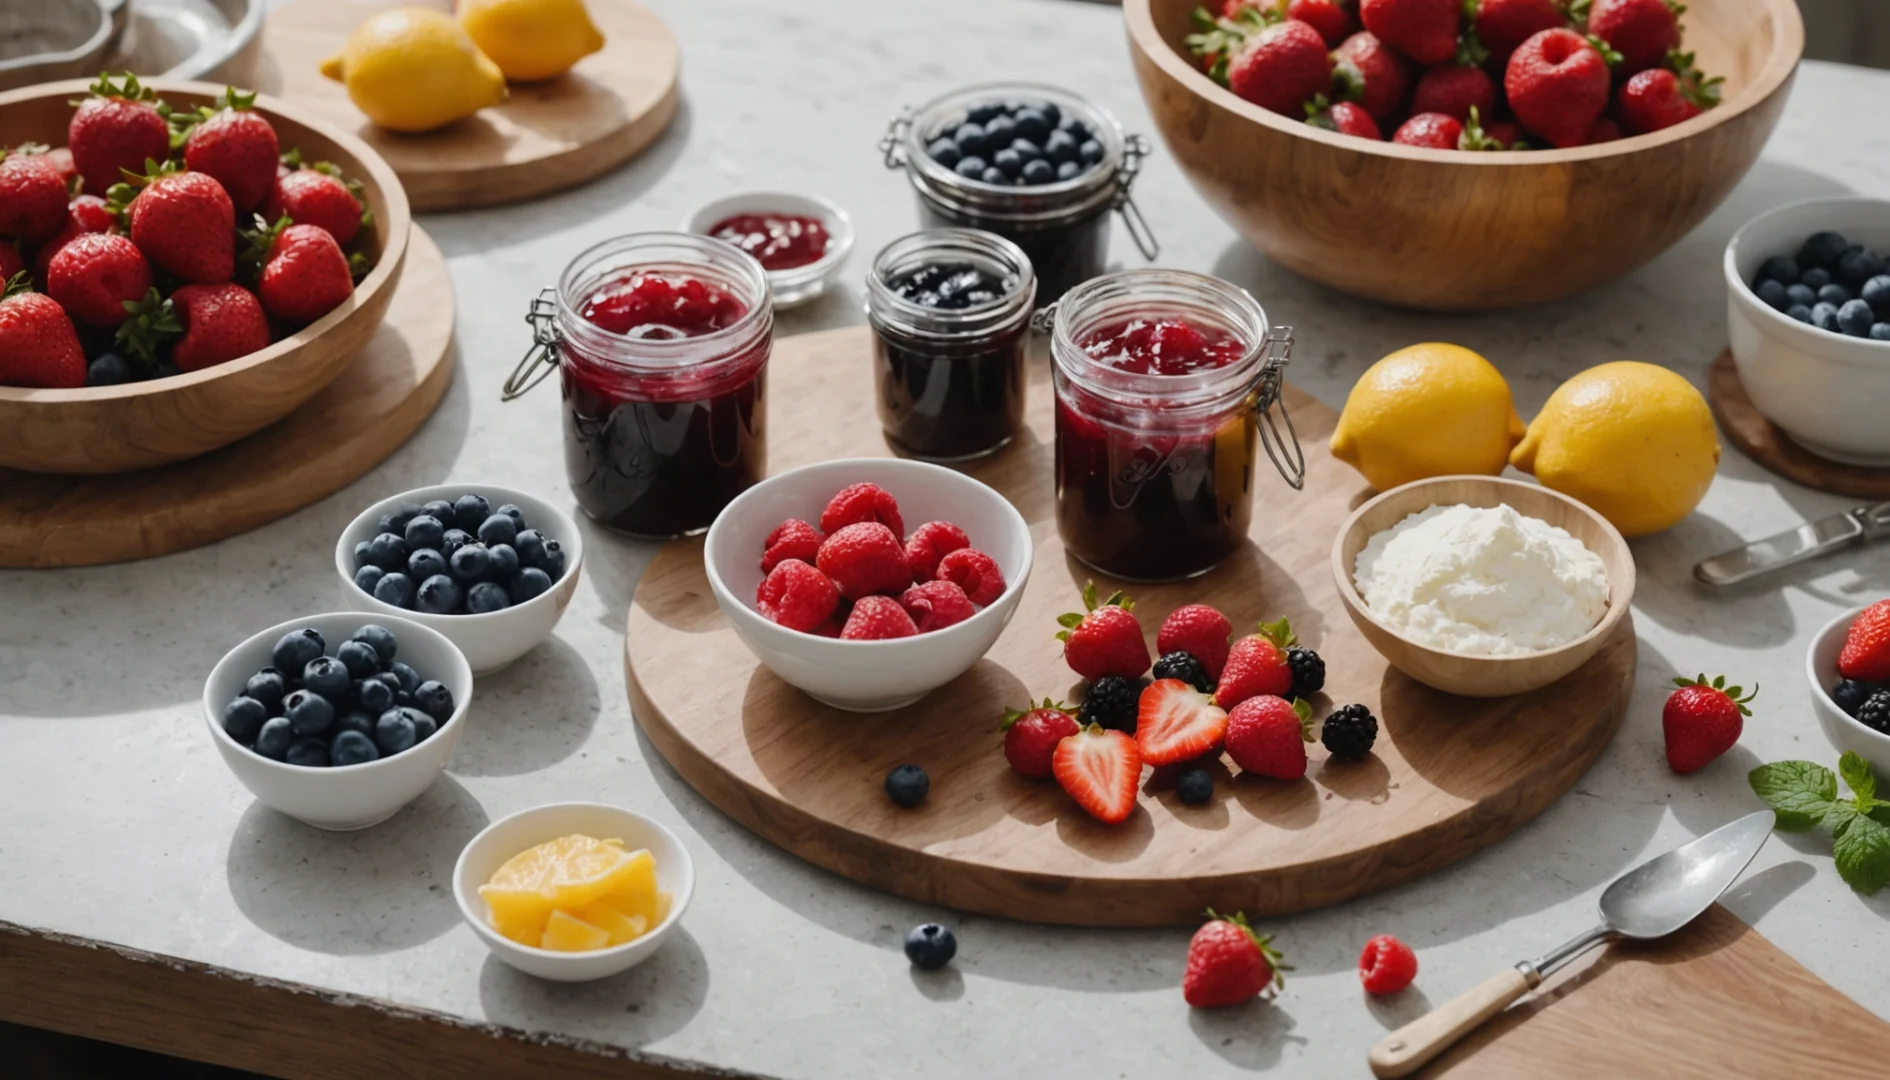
[686,192,853,309]
[1048,269,1303,582]
[866,228,1037,462]
[506,233,773,539]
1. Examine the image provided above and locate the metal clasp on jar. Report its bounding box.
[1255,325,1305,490]
[1114,134,1159,262]
[502,285,562,401]
[879,109,914,170]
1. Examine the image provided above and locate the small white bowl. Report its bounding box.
[1725,196,1890,465]
[1806,605,1890,776]
[202,612,473,831]
[703,457,1032,712]
[335,483,584,676]
[453,802,695,982]
[684,191,854,309]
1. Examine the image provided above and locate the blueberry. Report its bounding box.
[1008,137,1043,163]
[1812,302,1841,331]
[414,680,455,722]
[286,738,329,768]
[966,101,1003,125]
[467,581,511,614]
[374,708,419,755]
[953,156,987,180]
[152,362,181,380]
[450,542,491,581]
[375,513,400,536]
[254,717,293,760]
[1787,303,1814,323]
[1864,275,1890,316]
[904,923,956,970]
[408,547,448,581]
[335,640,381,679]
[352,676,394,715]
[1060,116,1093,142]
[349,624,397,664]
[441,529,473,559]
[885,764,928,807]
[1079,139,1105,165]
[992,147,1023,177]
[353,540,373,569]
[1038,101,1061,128]
[487,543,520,581]
[1044,129,1078,164]
[927,138,961,167]
[334,710,374,739]
[1875,324,1890,341]
[540,539,566,580]
[330,730,379,766]
[416,573,463,615]
[1753,279,1788,310]
[271,628,325,674]
[1012,108,1050,142]
[1803,267,1833,289]
[477,513,517,547]
[496,504,525,527]
[1020,158,1054,184]
[395,690,415,707]
[452,493,491,533]
[223,696,267,743]
[983,114,1016,146]
[980,166,1006,184]
[514,529,547,567]
[511,567,553,604]
[411,713,439,742]
[1838,246,1887,288]
[373,670,404,695]
[284,689,335,736]
[389,661,420,694]
[86,352,131,386]
[952,122,985,154]
[365,531,409,571]
[1177,767,1214,805]
[423,499,455,523]
[244,668,287,713]
[1755,255,1799,285]
[1785,283,1817,308]
[373,571,415,608]
[1839,299,1877,336]
[1818,283,1852,305]
[386,501,423,534]
[1055,160,1081,181]
[404,514,445,550]
[1799,230,1850,269]
[300,656,349,702]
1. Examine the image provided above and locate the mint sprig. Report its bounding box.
[1749,752,1890,892]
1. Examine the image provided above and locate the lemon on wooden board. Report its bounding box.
[459,0,606,83]
[1329,343,1526,492]
[319,7,507,134]
[1510,361,1720,538]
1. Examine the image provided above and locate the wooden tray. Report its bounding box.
[624,328,1636,926]
[1706,349,1890,498]
[258,0,680,212]
[0,227,454,569]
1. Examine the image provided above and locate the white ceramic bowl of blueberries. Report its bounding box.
[335,484,584,675]
[204,613,473,831]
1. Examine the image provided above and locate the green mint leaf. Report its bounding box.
[1748,760,1838,832]
[1840,751,1877,804]
[1832,811,1890,894]
[1827,800,1859,840]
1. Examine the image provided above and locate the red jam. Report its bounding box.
[580,273,748,338]
[1080,317,1246,375]
[707,213,830,271]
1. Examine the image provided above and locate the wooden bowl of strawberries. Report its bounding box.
[0,75,410,474]
[1126,0,1802,311]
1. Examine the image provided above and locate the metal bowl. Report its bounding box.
[109,0,264,84]
[0,0,129,92]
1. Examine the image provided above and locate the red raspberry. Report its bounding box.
[816,522,912,599]
[760,518,823,573]
[840,595,918,640]
[901,580,977,633]
[1158,604,1233,680]
[820,482,905,541]
[936,547,1005,606]
[904,520,971,582]
[755,560,839,633]
[1358,934,1418,995]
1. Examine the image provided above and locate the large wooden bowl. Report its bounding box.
[0,78,410,474]
[1126,0,1802,311]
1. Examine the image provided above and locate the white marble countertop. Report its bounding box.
[5,1,1890,1076]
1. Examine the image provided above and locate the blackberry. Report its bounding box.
[1857,691,1890,736]
[1079,675,1143,733]
[1321,703,1378,760]
[1176,767,1214,805]
[1832,679,1877,718]
[1152,651,1213,694]
[1287,646,1326,699]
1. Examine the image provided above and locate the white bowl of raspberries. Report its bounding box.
[702,458,1033,712]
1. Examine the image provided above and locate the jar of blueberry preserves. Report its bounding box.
[506,233,771,538]
[1048,269,1303,582]
[866,229,1036,461]
[880,82,1158,302]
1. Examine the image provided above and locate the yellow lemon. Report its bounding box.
[1510,361,1720,538]
[540,909,611,952]
[459,0,606,83]
[1330,343,1525,492]
[478,836,669,950]
[319,8,507,133]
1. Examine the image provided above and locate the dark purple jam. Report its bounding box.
[872,261,1027,461]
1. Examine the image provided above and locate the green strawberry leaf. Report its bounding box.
[1833,811,1890,894]
[1257,617,1297,650]
[1748,760,1837,832]
[1841,750,1877,805]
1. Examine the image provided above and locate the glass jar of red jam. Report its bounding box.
[1049,270,1303,582]
[866,229,1036,462]
[507,234,772,538]
[880,82,1158,303]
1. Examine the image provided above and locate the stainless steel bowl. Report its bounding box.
[0,0,129,92]
[109,0,264,84]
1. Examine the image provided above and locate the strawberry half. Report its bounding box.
[1213,617,1297,709]
[1183,909,1289,1008]
[1057,581,1151,681]
[1053,724,1142,824]
[1135,679,1230,767]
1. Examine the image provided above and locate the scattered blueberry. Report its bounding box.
[1802,267,1833,289]
[330,730,379,766]
[354,564,385,594]
[1864,275,1890,316]
[286,738,330,768]
[408,547,448,581]
[1813,302,1841,331]
[904,923,957,970]
[352,676,394,715]
[414,680,455,722]
[375,708,419,755]
[1839,299,1876,337]
[1787,303,1814,323]
[373,571,416,608]
[1755,255,1799,285]
[416,573,463,615]
[284,689,335,736]
[1799,230,1850,270]
[885,763,929,807]
[1754,279,1788,310]
[467,581,511,613]
[1785,283,1816,308]
[349,624,397,664]
[365,532,409,572]
[452,493,491,533]
[441,529,472,558]
[1839,245,1887,288]
[1177,766,1214,805]
[85,351,131,386]
[244,668,287,713]
[254,717,293,760]
[1818,283,1852,306]
[405,514,446,550]
[223,696,267,743]
[336,640,380,679]
[511,567,553,604]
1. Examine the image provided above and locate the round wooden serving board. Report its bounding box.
[1707,349,1890,499]
[625,328,1636,926]
[258,0,680,212]
[0,228,455,569]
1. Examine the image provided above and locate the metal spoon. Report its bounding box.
[1367,810,1774,1078]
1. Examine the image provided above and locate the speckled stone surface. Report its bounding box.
[4,2,1890,1076]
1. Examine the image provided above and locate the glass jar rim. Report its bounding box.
[1050,269,1271,405]
[554,232,773,370]
[901,81,1126,223]
[865,228,1038,336]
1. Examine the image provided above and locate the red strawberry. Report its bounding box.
[1052,724,1142,824]
[1482,117,1526,146]
[0,278,85,389]
[170,282,271,372]
[43,147,77,187]
[1584,0,1679,74]
[901,580,977,632]
[1288,0,1356,45]
[1136,679,1230,766]
[1227,19,1334,117]
[33,194,117,279]
[1001,699,1079,779]
[905,520,970,583]
[255,222,352,324]
[1615,67,1704,135]
[68,73,171,197]
[1468,0,1568,65]
[1359,0,1460,65]
[1585,116,1623,143]
[815,521,912,599]
[1225,695,1314,779]
[1841,601,1890,680]
[841,595,919,640]
[821,481,904,541]
[1158,603,1234,681]
[0,147,70,244]
[1057,581,1151,681]
[264,165,364,246]
[1662,674,1754,774]
[1411,65,1497,122]
[181,88,281,213]
[1183,910,1287,1008]
[760,518,823,573]
[1332,31,1415,122]
[757,558,841,633]
[1392,112,1464,148]
[936,547,1005,606]
[46,232,150,327]
[1505,28,1614,149]
[1214,618,1297,708]
[1359,934,1418,995]
[122,166,236,283]
[1305,97,1382,139]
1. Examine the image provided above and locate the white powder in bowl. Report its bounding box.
[1353,503,1609,657]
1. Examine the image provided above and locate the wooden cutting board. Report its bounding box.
[1707,349,1890,498]
[624,327,1637,926]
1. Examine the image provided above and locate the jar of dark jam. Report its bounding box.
[1049,270,1303,582]
[866,229,1036,462]
[507,233,772,538]
[880,82,1158,303]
